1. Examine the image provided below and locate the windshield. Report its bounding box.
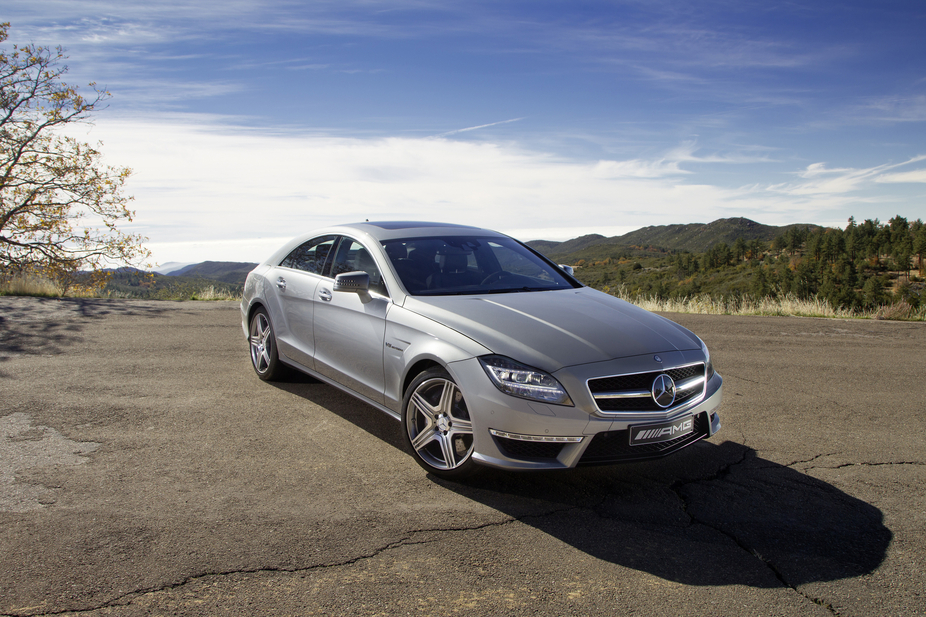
[381,236,579,296]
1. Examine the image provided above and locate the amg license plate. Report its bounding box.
[629,416,694,446]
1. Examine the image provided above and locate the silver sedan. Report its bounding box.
[241,222,722,479]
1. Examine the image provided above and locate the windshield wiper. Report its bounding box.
[418,287,556,296]
[481,286,554,294]
[417,290,479,296]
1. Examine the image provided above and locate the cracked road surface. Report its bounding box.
[0,297,923,616]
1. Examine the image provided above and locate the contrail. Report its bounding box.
[435,117,525,137]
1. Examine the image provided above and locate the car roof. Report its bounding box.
[327,221,508,242]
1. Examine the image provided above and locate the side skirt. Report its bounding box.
[278,353,402,421]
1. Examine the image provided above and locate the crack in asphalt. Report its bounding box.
[829,460,924,468]
[784,452,839,467]
[663,448,842,616]
[782,456,925,471]
[6,510,580,617]
[719,371,760,385]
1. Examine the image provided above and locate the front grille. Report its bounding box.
[588,363,705,412]
[578,412,709,465]
[494,437,565,460]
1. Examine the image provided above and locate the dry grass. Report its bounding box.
[0,274,63,297]
[0,273,108,298]
[608,286,926,321]
[1,274,240,302]
[872,300,925,321]
[188,285,241,301]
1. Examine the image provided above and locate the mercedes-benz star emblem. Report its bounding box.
[651,373,677,408]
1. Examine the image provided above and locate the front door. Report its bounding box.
[313,237,390,405]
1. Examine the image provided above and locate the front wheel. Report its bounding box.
[403,367,479,479]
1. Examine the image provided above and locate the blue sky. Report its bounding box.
[5,1,926,265]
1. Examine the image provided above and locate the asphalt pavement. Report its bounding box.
[0,296,923,616]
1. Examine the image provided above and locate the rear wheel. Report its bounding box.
[403,367,478,479]
[248,307,288,381]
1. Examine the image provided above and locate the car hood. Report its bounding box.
[402,287,702,372]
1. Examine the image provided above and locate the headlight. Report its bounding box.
[700,338,715,381]
[479,355,573,406]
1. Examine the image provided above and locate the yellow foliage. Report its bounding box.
[0,23,150,280]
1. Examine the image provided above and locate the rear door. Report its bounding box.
[271,235,337,369]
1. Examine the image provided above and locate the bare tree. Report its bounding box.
[0,23,149,293]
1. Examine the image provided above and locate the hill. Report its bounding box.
[534,215,924,319]
[528,217,821,261]
[167,261,258,285]
[103,261,256,299]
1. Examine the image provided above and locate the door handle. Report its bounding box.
[276,277,286,291]
[319,288,332,302]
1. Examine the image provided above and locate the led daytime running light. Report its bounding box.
[479,355,573,406]
[489,429,583,443]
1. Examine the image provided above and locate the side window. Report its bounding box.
[330,238,388,296]
[280,235,337,275]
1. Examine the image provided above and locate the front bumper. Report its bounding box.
[448,356,723,471]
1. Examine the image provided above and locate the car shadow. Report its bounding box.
[269,372,407,452]
[437,441,891,588]
[273,379,891,589]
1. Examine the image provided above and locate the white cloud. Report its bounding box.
[876,169,926,184]
[592,158,688,179]
[591,141,774,180]
[61,116,924,265]
[798,162,854,178]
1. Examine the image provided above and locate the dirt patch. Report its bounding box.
[0,413,100,512]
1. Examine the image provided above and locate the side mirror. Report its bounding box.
[558,264,574,276]
[334,271,370,293]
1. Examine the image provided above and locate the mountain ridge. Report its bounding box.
[527,217,821,258]
[138,218,821,288]
[165,261,259,285]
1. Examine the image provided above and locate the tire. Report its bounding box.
[248,307,288,381]
[403,367,479,479]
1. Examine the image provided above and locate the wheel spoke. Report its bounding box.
[249,335,261,367]
[438,433,458,468]
[411,391,438,423]
[410,424,439,453]
[449,417,472,434]
[260,347,272,371]
[437,380,457,415]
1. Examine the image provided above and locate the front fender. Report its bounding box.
[383,305,491,412]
